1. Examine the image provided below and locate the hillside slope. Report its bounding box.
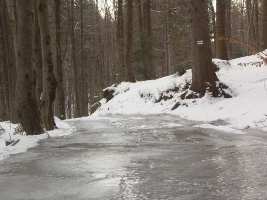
[94,51,267,131]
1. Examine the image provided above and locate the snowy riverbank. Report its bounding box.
[94,51,267,133]
[0,118,74,161]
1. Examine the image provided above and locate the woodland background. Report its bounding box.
[0,0,267,134]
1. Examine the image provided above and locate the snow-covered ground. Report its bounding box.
[1,52,266,161]
[94,51,267,133]
[0,118,74,161]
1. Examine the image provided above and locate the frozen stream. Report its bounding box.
[1,114,267,200]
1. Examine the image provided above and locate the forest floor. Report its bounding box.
[95,51,267,134]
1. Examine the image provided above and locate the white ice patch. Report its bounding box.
[194,124,244,134]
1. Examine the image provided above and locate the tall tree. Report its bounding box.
[70,0,79,117]
[137,0,144,68]
[263,0,267,49]
[246,0,259,53]
[15,0,43,135]
[0,11,8,121]
[190,0,218,94]
[144,0,154,79]
[0,0,17,122]
[216,0,228,59]
[164,0,171,76]
[137,0,154,80]
[117,0,125,81]
[77,0,88,117]
[126,0,135,82]
[225,0,232,58]
[54,0,66,119]
[37,0,57,130]
[33,0,43,110]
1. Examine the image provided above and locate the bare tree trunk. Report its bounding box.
[164,0,171,76]
[143,0,154,79]
[33,1,43,114]
[126,0,135,82]
[137,0,154,80]
[0,18,8,121]
[37,0,57,130]
[225,0,232,58]
[191,0,218,94]
[0,0,9,121]
[54,0,65,119]
[246,0,259,53]
[216,0,228,59]
[78,0,88,117]
[65,0,73,118]
[137,0,145,77]
[0,0,17,122]
[254,0,259,50]
[15,0,43,135]
[117,0,125,81]
[263,0,267,49]
[70,0,79,117]
[240,0,246,56]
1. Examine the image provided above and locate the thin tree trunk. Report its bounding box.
[164,0,170,76]
[70,0,79,117]
[216,0,228,59]
[78,0,88,117]
[225,0,232,58]
[240,0,246,55]
[143,0,154,79]
[117,0,125,81]
[263,0,267,49]
[137,0,146,79]
[254,0,259,50]
[54,0,65,119]
[126,0,135,82]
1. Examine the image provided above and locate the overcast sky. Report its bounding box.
[97,0,217,16]
[98,0,114,14]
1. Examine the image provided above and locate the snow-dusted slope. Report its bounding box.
[0,118,74,161]
[94,51,267,131]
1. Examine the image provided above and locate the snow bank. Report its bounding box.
[97,73,191,114]
[94,51,267,132]
[0,118,74,161]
